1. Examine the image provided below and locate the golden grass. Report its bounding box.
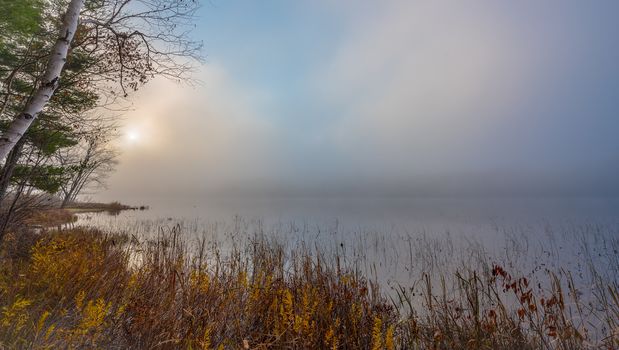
[22,209,77,227]
[0,228,395,349]
[0,227,617,349]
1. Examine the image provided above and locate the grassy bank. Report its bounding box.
[0,227,617,349]
[21,201,143,228]
[64,201,147,213]
[23,209,78,227]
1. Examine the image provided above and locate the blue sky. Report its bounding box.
[101,0,619,199]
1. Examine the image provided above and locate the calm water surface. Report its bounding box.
[71,196,619,339]
[75,196,619,290]
[82,196,619,231]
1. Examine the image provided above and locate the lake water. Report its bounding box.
[82,196,619,230]
[71,195,619,340]
[75,196,619,292]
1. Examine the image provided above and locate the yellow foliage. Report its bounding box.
[385,325,395,350]
[45,324,56,340]
[279,288,294,333]
[191,271,211,293]
[29,235,106,297]
[36,311,51,333]
[324,324,339,350]
[127,272,139,291]
[371,316,383,350]
[74,298,110,338]
[0,228,401,349]
[115,303,127,319]
[201,326,211,350]
[75,290,86,310]
[1,297,31,332]
[238,270,248,289]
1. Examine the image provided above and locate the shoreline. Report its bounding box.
[64,201,148,212]
[26,201,147,228]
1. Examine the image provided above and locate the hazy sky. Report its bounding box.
[98,0,619,201]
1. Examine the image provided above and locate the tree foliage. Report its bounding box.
[0,0,43,39]
[0,0,200,234]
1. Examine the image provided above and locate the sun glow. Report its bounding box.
[126,130,141,142]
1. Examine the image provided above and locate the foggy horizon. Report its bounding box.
[97,0,619,202]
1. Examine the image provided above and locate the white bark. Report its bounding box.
[0,0,84,162]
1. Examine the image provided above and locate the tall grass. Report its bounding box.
[0,225,617,349]
[0,227,396,349]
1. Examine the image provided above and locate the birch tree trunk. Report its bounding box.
[0,0,83,162]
